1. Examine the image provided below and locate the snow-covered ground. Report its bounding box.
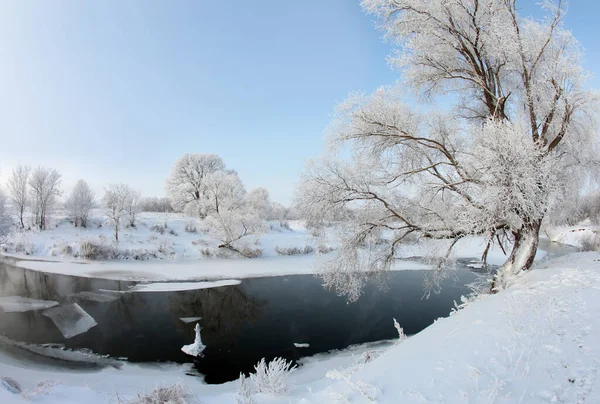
[1,251,599,403]
[545,221,600,250]
[1,210,549,281]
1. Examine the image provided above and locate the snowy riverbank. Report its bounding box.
[1,251,599,402]
[1,212,554,282]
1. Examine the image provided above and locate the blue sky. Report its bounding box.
[0,1,598,205]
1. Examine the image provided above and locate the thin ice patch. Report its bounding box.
[42,303,98,339]
[68,291,120,303]
[180,317,202,324]
[0,296,59,313]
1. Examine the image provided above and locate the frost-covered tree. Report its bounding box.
[246,187,272,220]
[66,179,95,228]
[166,154,226,217]
[125,189,141,228]
[297,0,599,298]
[28,167,62,230]
[0,188,13,244]
[7,165,30,229]
[203,171,265,255]
[102,183,134,242]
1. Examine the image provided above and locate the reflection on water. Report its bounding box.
[0,261,478,384]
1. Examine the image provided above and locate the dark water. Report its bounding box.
[0,261,479,383]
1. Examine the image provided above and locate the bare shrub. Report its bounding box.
[129,382,192,404]
[192,238,209,247]
[316,244,335,254]
[158,238,173,256]
[151,224,166,235]
[238,246,263,258]
[61,245,73,256]
[14,236,34,255]
[184,220,197,233]
[249,357,296,396]
[79,240,118,260]
[580,233,600,252]
[199,247,231,259]
[274,245,314,256]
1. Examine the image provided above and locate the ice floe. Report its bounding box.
[0,296,59,313]
[179,317,202,324]
[125,279,241,292]
[42,304,98,339]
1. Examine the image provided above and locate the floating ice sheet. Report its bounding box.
[126,280,241,292]
[69,291,120,303]
[42,303,98,339]
[179,317,202,324]
[294,343,310,348]
[0,296,59,313]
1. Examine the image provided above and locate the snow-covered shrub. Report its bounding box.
[326,369,377,402]
[249,357,296,396]
[79,239,118,260]
[236,373,255,404]
[169,228,178,236]
[22,380,55,399]
[130,381,192,404]
[158,238,173,256]
[316,244,334,254]
[580,233,600,252]
[198,247,230,259]
[150,224,166,235]
[274,245,314,256]
[191,238,209,247]
[11,236,34,255]
[184,220,197,233]
[238,245,263,259]
[61,244,74,256]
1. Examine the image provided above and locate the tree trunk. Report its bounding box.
[491,219,541,292]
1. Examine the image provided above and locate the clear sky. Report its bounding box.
[0,1,598,205]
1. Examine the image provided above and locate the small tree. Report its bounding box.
[246,188,272,220]
[66,179,95,228]
[0,188,13,244]
[125,189,141,228]
[7,165,30,229]
[28,167,62,230]
[203,171,266,255]
[102,184,132,242]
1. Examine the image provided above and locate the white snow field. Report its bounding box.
[0,251,599,403]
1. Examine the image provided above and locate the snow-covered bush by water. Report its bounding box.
[129,382,192,404]
[249,357,296,396]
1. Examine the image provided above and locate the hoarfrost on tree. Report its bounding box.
[297,0,600,300]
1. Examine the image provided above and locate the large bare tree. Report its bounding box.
[297,0,599,300]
